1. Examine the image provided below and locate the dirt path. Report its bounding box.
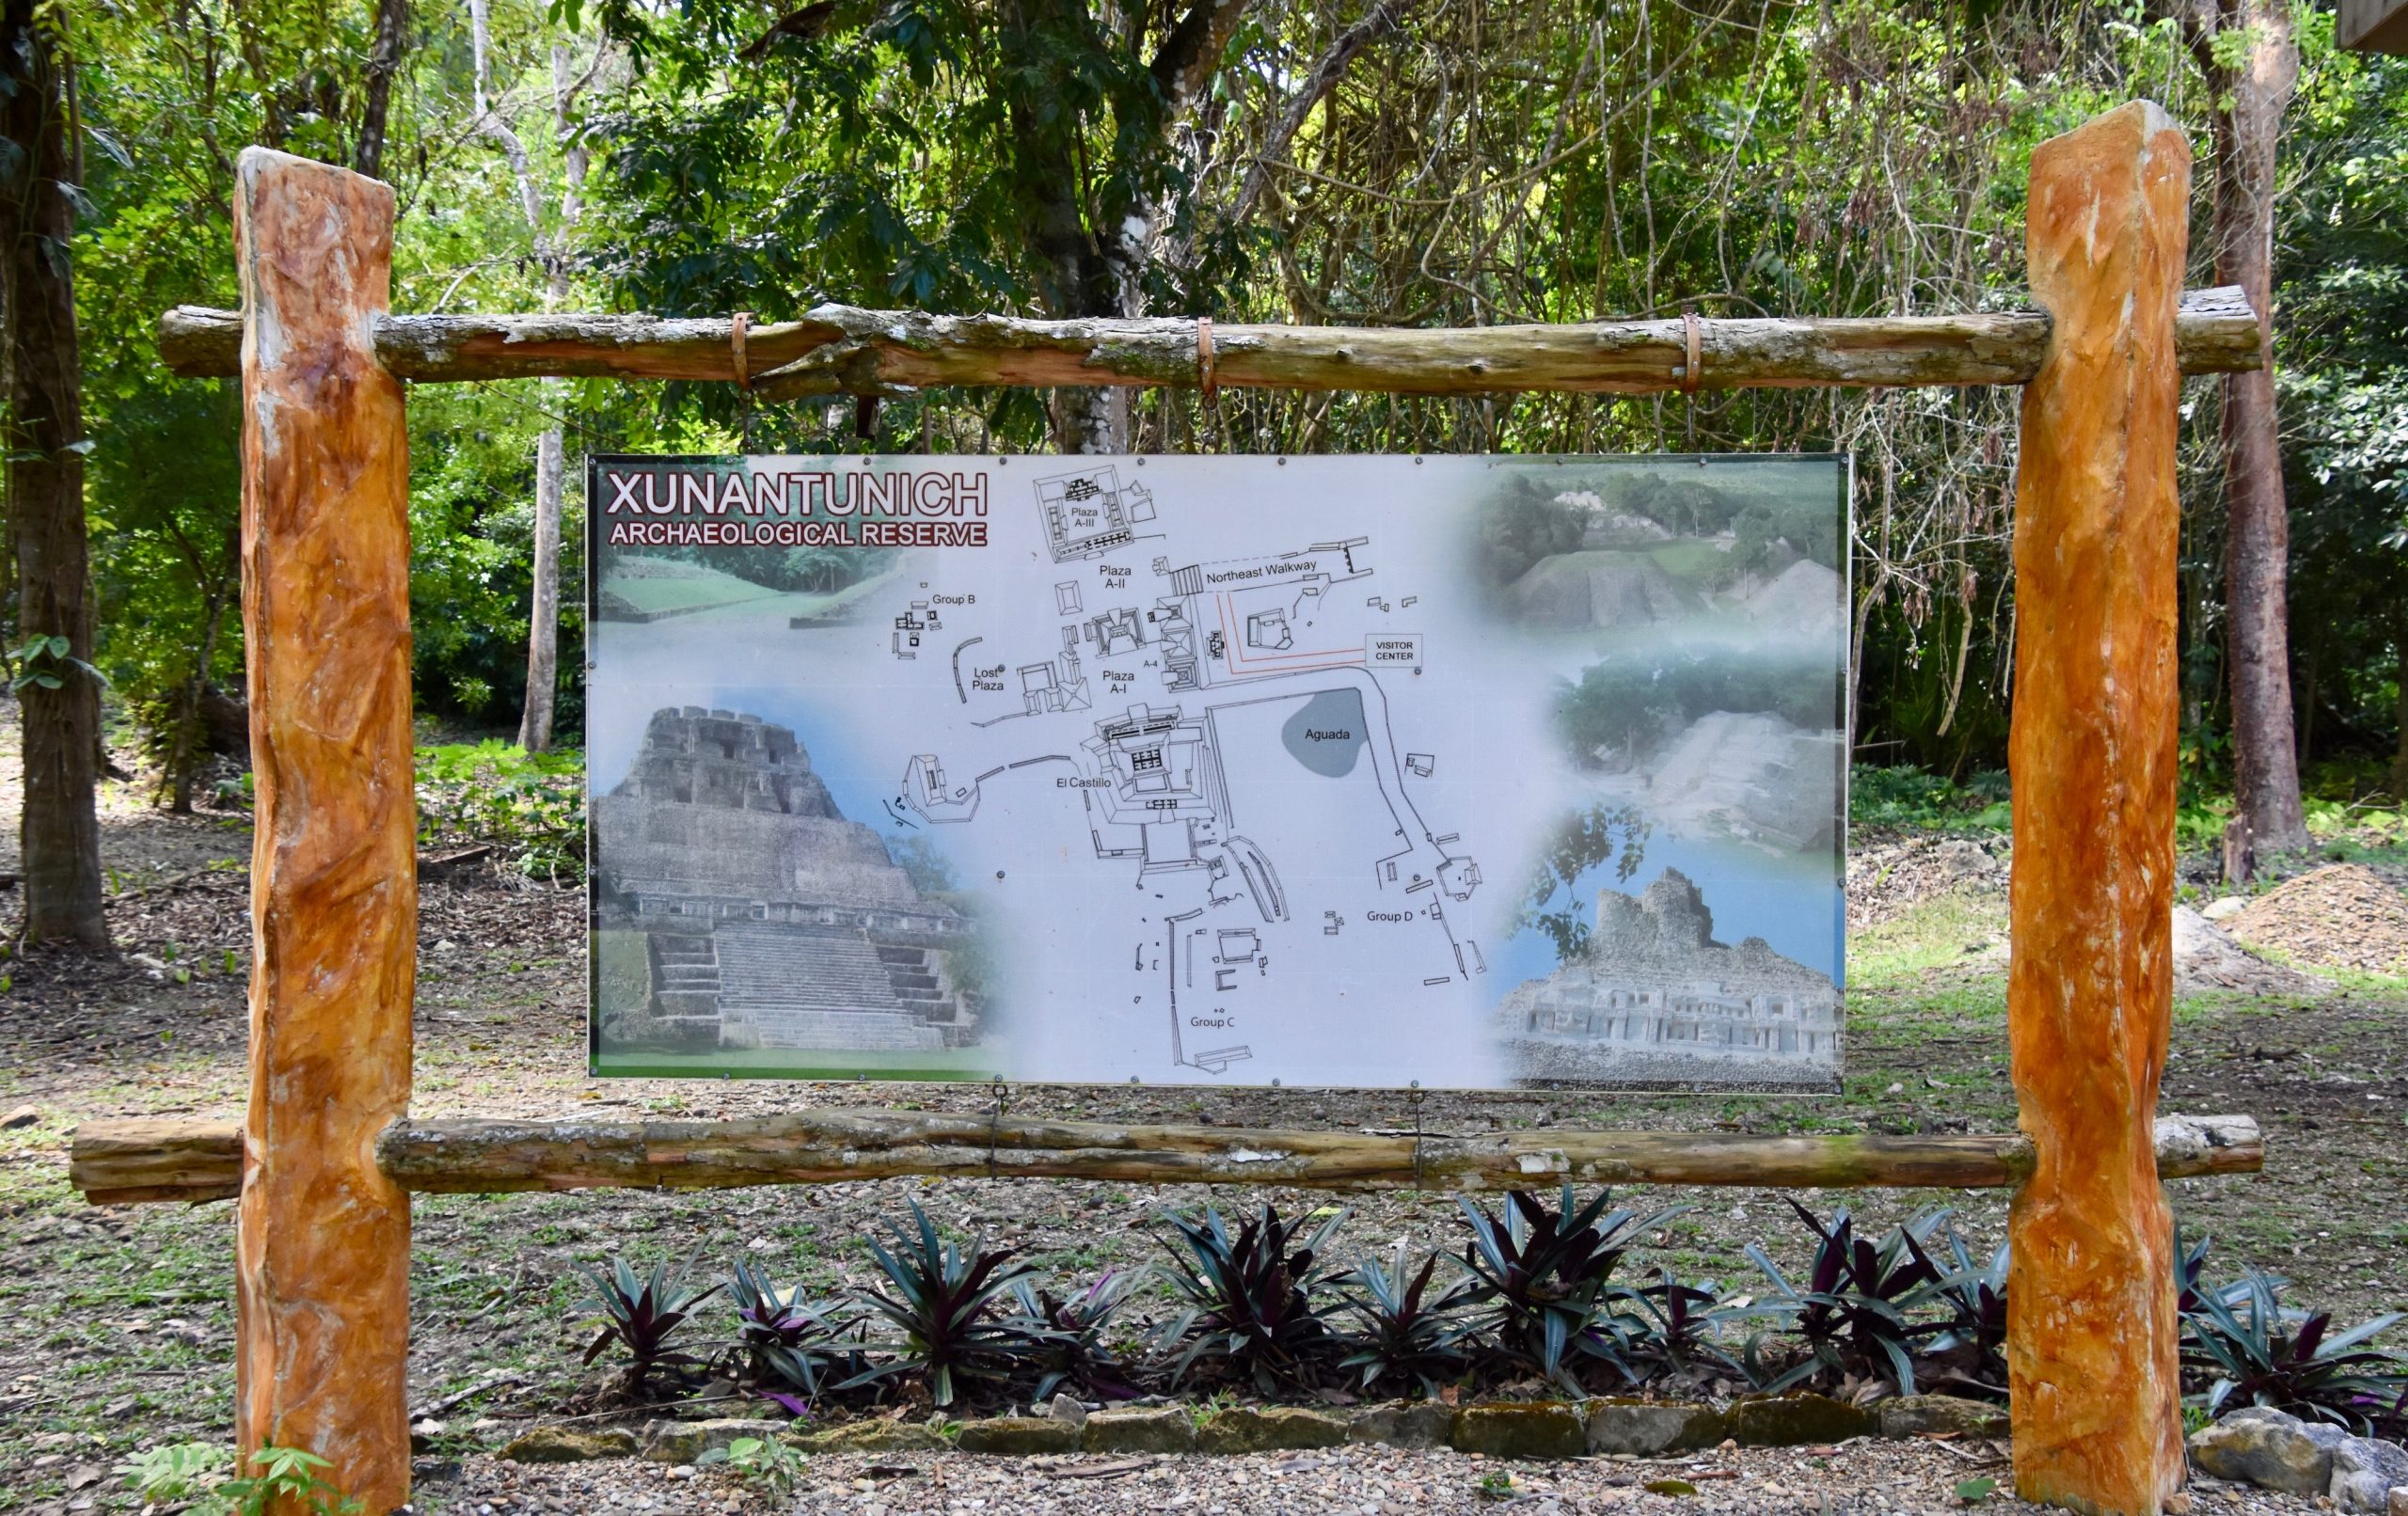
[406,1437,2330,1516]
[0,730,2400,1514]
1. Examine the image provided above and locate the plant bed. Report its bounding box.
[539,1186,2402,1457]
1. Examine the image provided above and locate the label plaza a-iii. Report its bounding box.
[587,454,1850,1091]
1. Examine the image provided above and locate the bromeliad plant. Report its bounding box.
[2181,1267,2408,1434]
[840,1201,1039,1407]
[1917,1229,2008,1398]
[1157,1203,1351,1393]
[726,1260,861,1413]
[1619,1269,1760,1388]
[1337,1241,1480,1399]
[1007,1270,1147,1403]
[1744,1201,1946,1396]
[577,1257,723,1399]
[1457,1186,1689,1391]
[2175,1223,2224,1319]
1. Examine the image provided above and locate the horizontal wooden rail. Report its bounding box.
[70,1110,2261,1206]
[155,287,2260,394]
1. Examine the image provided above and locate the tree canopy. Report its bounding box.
[37,0,2408,813]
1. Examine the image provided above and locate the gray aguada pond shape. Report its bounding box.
[1282,688,1370,777]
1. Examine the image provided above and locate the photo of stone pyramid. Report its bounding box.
[591,705,979,1057]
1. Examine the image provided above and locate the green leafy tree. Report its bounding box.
[1513,804,1649,963]
[1472,478,1588,592]
[2272,36,2408,800]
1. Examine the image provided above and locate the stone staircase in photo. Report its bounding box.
[649,934,723,1026]
[711,924,944,1051]
[876,944,949,1005]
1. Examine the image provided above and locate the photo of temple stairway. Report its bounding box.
[591,705,984,1065]
[647,926,957,1051]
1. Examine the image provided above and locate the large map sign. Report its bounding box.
[587,454,1848,1091]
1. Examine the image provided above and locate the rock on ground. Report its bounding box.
[2172,905,2328,995]
[2187,1405,2408,1514]
[2330,1434,2408,1514]
[2189,1407,2351,1495]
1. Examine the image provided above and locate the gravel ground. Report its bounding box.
[408,1439,2331,1515]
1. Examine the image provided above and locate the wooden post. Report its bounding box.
[2007,103,2191,1516]
[233,148,416,1513]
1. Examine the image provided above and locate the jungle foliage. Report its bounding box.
[36,0,2408,808]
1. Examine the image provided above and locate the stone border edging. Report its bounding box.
[559,1392,2005,1468]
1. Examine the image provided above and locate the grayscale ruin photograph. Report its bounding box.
[590,705,990,1078]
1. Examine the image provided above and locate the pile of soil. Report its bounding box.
[2227,863,2408,974]
[1846,835,2005,929]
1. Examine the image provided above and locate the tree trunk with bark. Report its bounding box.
[354,0,409,178]
[998,0,1251,453]
[2195,0,2309,868]
[166,576,236,813]
[496,36,590,752]
[518,424,562,750]
[3,0,107,947]
[2392,617,2408,804]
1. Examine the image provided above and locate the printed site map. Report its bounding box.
[588,454,1850,1092]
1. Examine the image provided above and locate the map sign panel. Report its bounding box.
[587,454,1848,1091]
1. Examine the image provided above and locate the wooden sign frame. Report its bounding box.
[2340,0,2408,52]
[74,102,2264,1516]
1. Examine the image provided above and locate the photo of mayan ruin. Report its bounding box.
[1497,867,1841,1088]
[590,704,985,1069]
[1480,455,1847,1090]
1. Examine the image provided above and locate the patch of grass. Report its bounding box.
[2324,967,2408,999]
[1849,891,2007,984]
[2173,989,2316,1027]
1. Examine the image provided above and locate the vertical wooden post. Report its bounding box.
[233,147,416,1513]
[2006,103,2191,1516]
